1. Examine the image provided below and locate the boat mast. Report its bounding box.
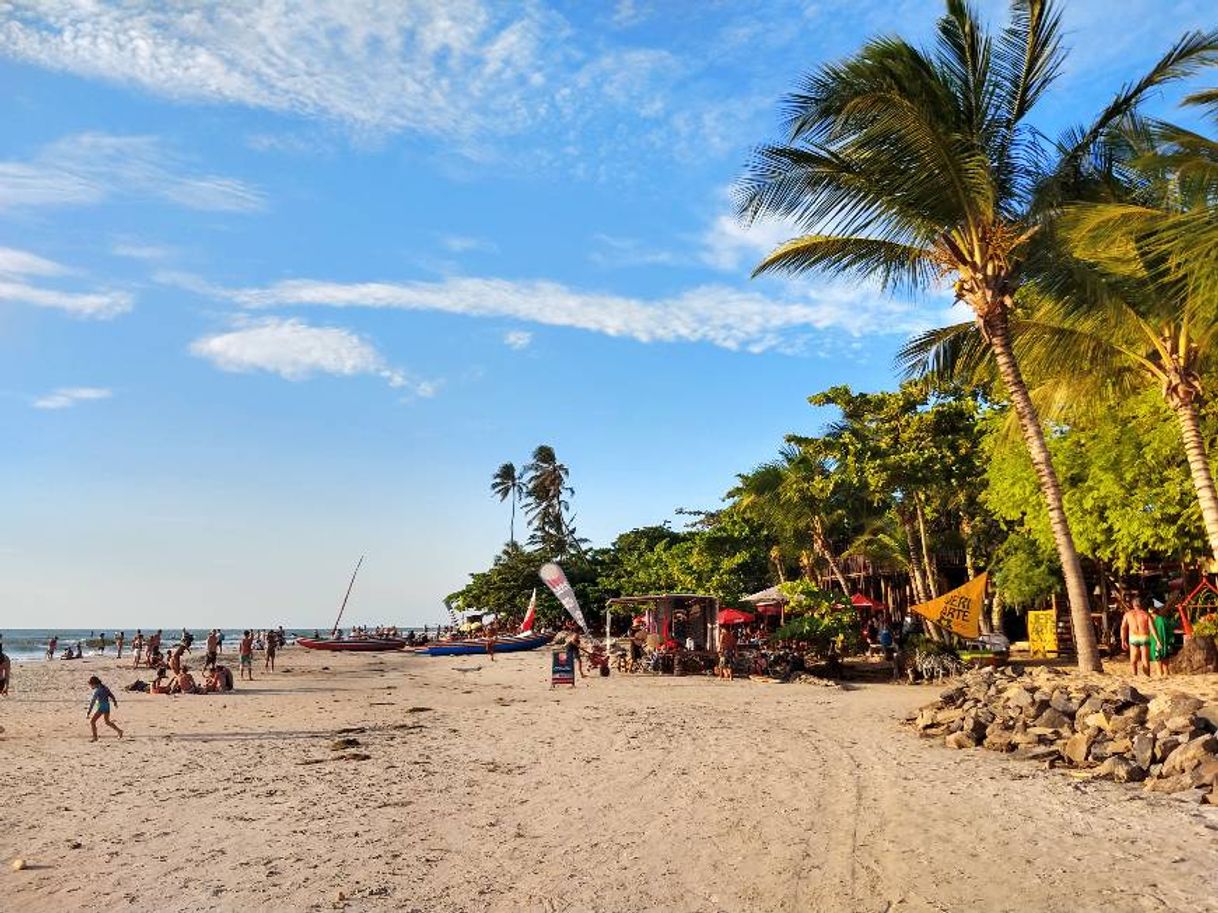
[331,555,365,636]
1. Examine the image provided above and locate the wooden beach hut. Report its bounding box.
[604,593,719,650]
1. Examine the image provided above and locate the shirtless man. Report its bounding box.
[175,666,200,694]
[130,631,145,669]
[115,631,124,660]
[169,643,187,675]
[239,630,254,681]
[1120,595,1159,677]
[204,629,219,670]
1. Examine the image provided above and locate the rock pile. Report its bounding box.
[910,666,1218,804]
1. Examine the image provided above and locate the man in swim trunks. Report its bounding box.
[204,629,219,670]
[1120,595,1157,677]
[239,630,254,681]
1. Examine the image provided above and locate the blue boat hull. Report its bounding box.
[421,634,551,656]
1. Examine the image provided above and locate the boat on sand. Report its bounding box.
[296,636,407,652]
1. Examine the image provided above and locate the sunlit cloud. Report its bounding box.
[0,245,133,318]
[32,387,112,410]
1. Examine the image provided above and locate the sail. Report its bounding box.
[910,573,987,639]
[521,588,537,632]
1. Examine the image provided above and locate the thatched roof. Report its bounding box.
[741,585,787,604]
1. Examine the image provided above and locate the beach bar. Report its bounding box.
[604,593,719,650]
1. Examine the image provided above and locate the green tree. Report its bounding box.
[739,0,1217,669]
[490,462,525,544]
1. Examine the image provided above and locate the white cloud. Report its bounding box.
[0,133,264,212]
[32,387,112,410]
[503,329,533,349]
[0,2,562,140]
[442,235,498,254]
[111,241,174,260]
[700,213,798,273]
[188,316,435,396]
[0,246,133,318]
[588,234,676,268]
[0,246,65,276]
[223,273,933,352]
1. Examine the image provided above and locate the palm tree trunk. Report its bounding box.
[509,495,516,544]
[1171,395,1218,562]
[986,314,1100,672]
[898,510,929,604]
[990,588,1005,637]
[914,495,939,598]
[812,517,851,593]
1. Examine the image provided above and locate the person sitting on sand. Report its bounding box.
[175,666,200,695]
[1120,595,1158,677]
[151,667,172,695]
[86,675,123,741]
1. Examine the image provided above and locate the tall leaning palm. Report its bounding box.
[735,0,1217,671]
[491,462,525,544]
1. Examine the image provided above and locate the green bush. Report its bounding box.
[772,581,860,654]
[1194,613,1218,639]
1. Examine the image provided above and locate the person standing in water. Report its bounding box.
[86,675,123,742]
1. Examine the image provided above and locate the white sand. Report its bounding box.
[2,648,1217,912]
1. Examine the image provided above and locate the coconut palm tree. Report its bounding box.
[523,445,582,556]
[735,0,1218,671]
[728,445,853,593]
[902,115,1218,563]
[491,462,525,544]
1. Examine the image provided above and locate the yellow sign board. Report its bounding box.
[911,573,987,639]
[1026,609,1058,657]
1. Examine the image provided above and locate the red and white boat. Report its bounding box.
[296,636,407,652]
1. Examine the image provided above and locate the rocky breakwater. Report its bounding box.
[910,666,1218,805]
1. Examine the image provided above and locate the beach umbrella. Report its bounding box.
[718,608,755,625]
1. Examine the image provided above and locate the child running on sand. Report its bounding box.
[86,675,123,741]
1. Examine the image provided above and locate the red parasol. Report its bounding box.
[718,608,756,625]
[851,593,887,610]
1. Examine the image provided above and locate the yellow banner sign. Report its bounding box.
[911,573,987,639]
[1026,609,1058,657]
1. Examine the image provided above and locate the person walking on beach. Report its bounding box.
[1120,596,1157,677]
[115,631,124,660]
[86,675,123,741]
[46,636,58,661]
[205,630,219,670]
[717,624,736,681]
[263,630,277,673]
[131,631,144,669]
[1150,603,1174,677]
[239,630,254,681]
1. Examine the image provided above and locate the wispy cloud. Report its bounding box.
[0,245,133,318]
[503,329,533,349]
[189,316,436,396]
[32,387,112,410]
[699,213,796,273]
[0,133,264,212]
[442,235,498,254]
[219,274,936,352]
[589,234,677,268]
[111,240,174,261]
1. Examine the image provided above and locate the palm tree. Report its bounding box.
[523,445,581,556]
[728,445,853,593]
[735,0,1217,671]
[903,116,1218,563]
[491,462,525,544]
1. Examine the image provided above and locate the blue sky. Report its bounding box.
[0,0,1214,629]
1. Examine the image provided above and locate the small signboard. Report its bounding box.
[1027,610,1058,657]
[551,648,576,688]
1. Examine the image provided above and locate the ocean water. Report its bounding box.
[0,626,434,662]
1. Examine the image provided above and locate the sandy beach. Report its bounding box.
[2,649,1217,913]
